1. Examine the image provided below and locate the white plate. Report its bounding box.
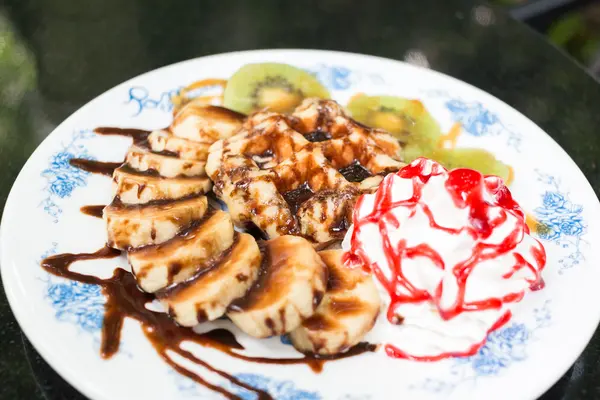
[2,49,600,400]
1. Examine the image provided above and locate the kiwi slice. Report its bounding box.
[347,94,443,161]
[223,63,330,114]
[435,148,512,183]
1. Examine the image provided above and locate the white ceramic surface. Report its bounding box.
[2,50,600,400]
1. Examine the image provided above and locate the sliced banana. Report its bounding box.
[104,195,208,250]
[128,210,234,292]
[297,189,356,243]
[207,114,309,170]
[157,233,261,327]
[291,98,348,133]
[126,145,206,178]
[290,249,381,355]
[317,132,405,174]
[207,153,298,238]
[113,165,212,204]
[359,175,385,193]
[171,104,245,143]
[148,130,211,161]
[227,236,328,338]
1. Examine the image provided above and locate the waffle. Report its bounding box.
[206,98,406,243]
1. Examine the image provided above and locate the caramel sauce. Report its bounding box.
[80,205,105,219]
[437,122,462,149]
[525,213,551,236]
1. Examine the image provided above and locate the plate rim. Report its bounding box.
[2,48,600,400]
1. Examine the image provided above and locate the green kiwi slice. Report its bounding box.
[223,63,330,114]
[436,148,512,183]
[346,94,512,184]
[347,94,443,161]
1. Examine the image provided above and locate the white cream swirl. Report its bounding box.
[343,158,546,360]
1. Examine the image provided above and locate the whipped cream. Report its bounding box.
[343,158,546,360]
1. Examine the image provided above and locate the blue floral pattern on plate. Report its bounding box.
[533,171,587,273]
[126,86,182,116]
[228,374,320,400]
[412,300,552,394]
[172,370,321,399]
[33,61,590,399]
[423,90,523,151]
[280,334,292,345]
[307,64,354,91]
[40,130,96,222]
[126,64,360,117]
[40,242,105,333]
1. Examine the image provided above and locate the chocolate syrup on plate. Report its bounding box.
[41,245,375,398]
[69,159,122,177]
[94,127,151,146]
[80,205,105,218]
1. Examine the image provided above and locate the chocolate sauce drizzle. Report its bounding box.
[94,127,151,146]
[80,205,106,218]
[69,159,122,177]
[54,125,377,397]
[282,183,314,214]
[40,245,376,398]
[338,160,373,183]
[67,128,153,177]
[304,131,332,143]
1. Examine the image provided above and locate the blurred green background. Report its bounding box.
[496,0,600,76]
[0,0,598,148]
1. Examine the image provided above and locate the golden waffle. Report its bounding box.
[206,98,406,243]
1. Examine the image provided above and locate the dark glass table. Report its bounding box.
[1,0,600,398]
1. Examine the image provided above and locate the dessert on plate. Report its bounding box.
[343,157,546,360]
[103,94,398,352]
[41,61,547,398]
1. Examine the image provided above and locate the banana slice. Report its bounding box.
[359,175,385,193]
[128,209,234,292]
[297,189,356,243]
[126,145,206,178]
[171,104,245,143]
[227,236,328,338]
[104,195,208,250]
[157,233,261,327]
[148,130,210,161]
[212,158,297,238]
[290,249,380,355]
[113,165,212,204]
